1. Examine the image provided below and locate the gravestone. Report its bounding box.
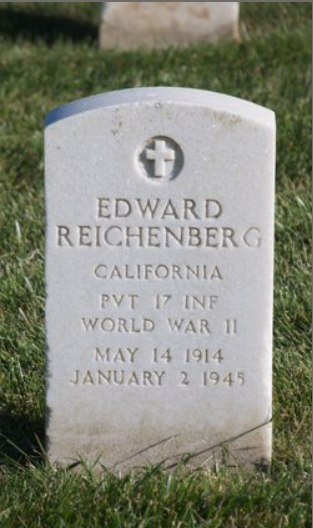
[45,87,276,472]
[99,2,240,50]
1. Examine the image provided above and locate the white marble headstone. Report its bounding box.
[99,2,240,50]
[45,88,275,472]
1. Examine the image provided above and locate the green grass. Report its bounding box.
[0,2,311,526]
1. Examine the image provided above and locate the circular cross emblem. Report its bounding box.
[137,136,184,182]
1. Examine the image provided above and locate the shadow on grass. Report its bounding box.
[0,5,98,45]
[0,410,45,464]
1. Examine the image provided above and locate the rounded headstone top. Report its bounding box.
[45,87,275,128]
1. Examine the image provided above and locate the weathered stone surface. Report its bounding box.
[45,87,275,472]
[99,2,240,50]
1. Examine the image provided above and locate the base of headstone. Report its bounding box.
[99,2,240,51]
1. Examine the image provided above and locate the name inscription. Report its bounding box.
[56,197,262,249]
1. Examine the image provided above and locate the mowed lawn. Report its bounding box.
[0,3,311,527]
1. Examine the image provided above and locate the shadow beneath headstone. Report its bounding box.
[0,5,98,45]
[0,410,45,465]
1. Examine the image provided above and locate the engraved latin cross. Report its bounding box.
[145,139,176,178]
